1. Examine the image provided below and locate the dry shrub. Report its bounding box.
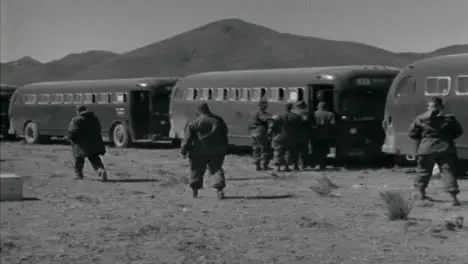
[379,189,414,220]
[309,174,339,196]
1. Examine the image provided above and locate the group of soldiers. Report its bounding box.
[66,96,464,206]
[248,99,336,172]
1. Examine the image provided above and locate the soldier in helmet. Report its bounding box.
[311,101,336,170]
[269,103,302,171]
[409,97,463,206]
[292,100,312,170]
[181,102,229,199]
[248,100,273,171]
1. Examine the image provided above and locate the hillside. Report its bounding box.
[2,18,467,85]
[0,51,118,85]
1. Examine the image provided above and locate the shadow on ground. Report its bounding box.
[223,194,296,200]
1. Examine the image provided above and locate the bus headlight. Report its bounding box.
[349,128,357,134]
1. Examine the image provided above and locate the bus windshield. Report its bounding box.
[339,89,388,120]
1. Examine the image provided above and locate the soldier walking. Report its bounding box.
[248,100,273,171]
[181,102,229,199]
[68,105,107,181]
[311,101,336,171]
[292,100,312,170]
[409,97,463,206]
[269,103,303,172]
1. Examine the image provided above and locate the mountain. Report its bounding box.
[0,51,118,85]
[2,18,467,85]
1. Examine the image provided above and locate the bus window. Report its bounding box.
[229,88,240,101]
[221,88,228,100]
[24,94,37,105]
[73,93,83,104]
[37,94,50,105]
[297,88,304,101]
[193,89,199,100]
[64,93,73,104]
[84,93,96,104]
[456,76,468,95]
[208,89,213,100]
[113,92,127,103]
[201,88,212,100]
[98,93,110,104]
[394,76,415,98]
[56,94,64,104]
[278,88,285,101]
[288,87,304,102]
[240,88,250,101]
[215,88,224,101]
[186,88,194,100]
[425,77,451,96]
[260,88,267,99]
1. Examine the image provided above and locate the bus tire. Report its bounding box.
[112,123,131,148]
[24,122,40,144]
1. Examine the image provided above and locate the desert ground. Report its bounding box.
[1,140,467,264]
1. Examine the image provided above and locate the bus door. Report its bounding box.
[308,84,336,157]
[309,84,335,112]
[129,90,150,139]
[149,87,171,139]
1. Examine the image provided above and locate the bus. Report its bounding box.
[169,65,400,161]
[9,77,179,148]
[1,84,17,138]
[382,53,468,164]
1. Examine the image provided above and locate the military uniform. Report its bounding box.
[68,106,107,181]
[409,109,463,204]
[181,103,229,199]
[248,101,273,170]
[311,102,336,170]
[269,104,303,171]
[292,101,311,169]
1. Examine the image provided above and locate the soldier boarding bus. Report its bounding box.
[169,66,399,162]
[1,84,17,138]
[382,53,468,166]
[9,77,179,148]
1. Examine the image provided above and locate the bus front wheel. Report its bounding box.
[24,122,40,144]
[112,123,131,148]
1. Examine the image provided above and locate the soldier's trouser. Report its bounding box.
[74,155,105,176]
[414,153,459,195]
[189,154,226,190]
[295,139,309,167]
[271,139,287,166]
[312,140,330,169]
[251,135,271,166]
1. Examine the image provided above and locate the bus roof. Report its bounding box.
[15,77,179,94]
[406,53,468,69]
[180,65,400,87]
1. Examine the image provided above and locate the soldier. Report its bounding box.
[181,102,229,199]
[68,105,107,181]
[409,97,463,206]
[311,101,336,171]
[292,100,311,170]
[269,103,303,172]
[248,100,273,171]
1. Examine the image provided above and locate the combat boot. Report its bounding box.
[450,194,461,206]
[74,173,84,180]
[97,169,107,182]
[255,161,262,171]
[217,189,225,200]
[192,188,199,198]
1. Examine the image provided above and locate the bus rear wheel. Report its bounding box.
[112,123,131,148]
[24,122,40,144]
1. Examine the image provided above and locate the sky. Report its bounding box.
[1,0,467,62]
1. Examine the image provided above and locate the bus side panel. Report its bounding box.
[450,92,468,160]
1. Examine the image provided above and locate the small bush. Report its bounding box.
[309,174,339,196]
[379,189,414,220]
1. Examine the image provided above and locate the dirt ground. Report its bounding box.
[1,141,467,264]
